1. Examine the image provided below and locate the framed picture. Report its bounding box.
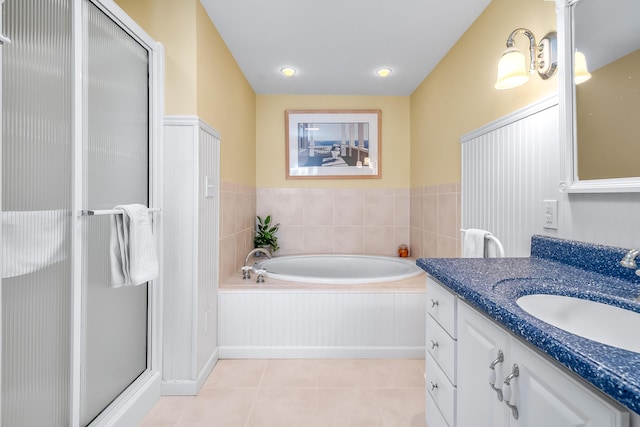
[285,109,381,179]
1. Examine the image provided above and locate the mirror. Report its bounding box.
[558,0,640,192]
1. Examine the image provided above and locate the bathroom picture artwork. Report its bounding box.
[285,109,381,179]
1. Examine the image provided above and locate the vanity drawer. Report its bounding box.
[427,276,457,337]
[426,314,457,384]
[425,351,456,427]
[426,386,451,427]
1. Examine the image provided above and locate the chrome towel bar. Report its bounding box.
[81,207,161,216]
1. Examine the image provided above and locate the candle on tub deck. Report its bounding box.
[398,244,409,257]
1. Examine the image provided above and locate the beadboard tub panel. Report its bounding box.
[218,290,426,358]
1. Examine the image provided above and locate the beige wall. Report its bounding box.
[195,2,257,186]
[256,95,410,188]
[410,0,558,188]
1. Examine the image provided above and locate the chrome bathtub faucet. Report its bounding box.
[242,248,272,280]
[620,248,640,276]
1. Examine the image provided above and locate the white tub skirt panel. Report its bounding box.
[218,290,426,359]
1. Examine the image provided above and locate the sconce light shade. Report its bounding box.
[574,51,592,84]
[495,29,557,90]
[495,47,529,89]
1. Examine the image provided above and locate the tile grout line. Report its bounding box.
[243,359,270,427]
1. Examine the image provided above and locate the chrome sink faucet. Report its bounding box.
[620,248,640,276]
[242,247,272,279]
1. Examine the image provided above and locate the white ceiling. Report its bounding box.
[200,0,492,96]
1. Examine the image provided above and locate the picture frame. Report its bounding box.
[285,109,381,179]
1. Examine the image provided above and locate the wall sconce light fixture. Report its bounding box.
[495,28,557,90]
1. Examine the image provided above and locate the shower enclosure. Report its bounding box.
[1,0,163,425]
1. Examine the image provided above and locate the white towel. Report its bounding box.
[2,210,68,278]
[462,228,488,258]
[110,204,158,287]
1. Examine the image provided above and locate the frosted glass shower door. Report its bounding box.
[80,3,151,425]
[2,0,73,425]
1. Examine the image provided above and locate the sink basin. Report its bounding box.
[516,294,640,353]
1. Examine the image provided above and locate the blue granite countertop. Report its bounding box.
[416,235,640,415]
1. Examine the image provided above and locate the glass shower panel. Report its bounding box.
[2,0,73,425]
[80,3,150,425]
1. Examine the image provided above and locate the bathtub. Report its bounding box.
[219,255,426,359]
[253,254,423,284]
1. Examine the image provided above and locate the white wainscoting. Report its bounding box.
[461,95,640,254]
[461,96,561,257]
[218,290,426,358]
[163,116,220,395]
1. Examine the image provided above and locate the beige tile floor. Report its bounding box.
[139,358,427,427]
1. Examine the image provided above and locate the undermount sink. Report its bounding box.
[516,294,640,353]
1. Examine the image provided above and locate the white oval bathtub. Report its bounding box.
[253,254,423,284]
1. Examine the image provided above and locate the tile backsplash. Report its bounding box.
[220,181,256,282]
[410,183,461,258]
[256,187,410,257]
[219,183,460,281]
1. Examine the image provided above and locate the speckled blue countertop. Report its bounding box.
[416,235,640,415]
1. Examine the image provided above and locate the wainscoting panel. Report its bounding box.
[218,290,426,358]
[163,116,220,395]
[461,97,560,257]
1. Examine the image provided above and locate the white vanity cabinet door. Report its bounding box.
[457,300,629,427]
[457,301,511,427]
[509,338,629,427]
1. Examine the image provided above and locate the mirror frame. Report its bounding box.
[557,0,640,193]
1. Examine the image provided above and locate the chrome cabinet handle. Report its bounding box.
[430,340,439,350]
[0,34,11,45]
[430,381,438,391]
[488,349,504,401]
[502,364,520,420]
[430,299,439,308]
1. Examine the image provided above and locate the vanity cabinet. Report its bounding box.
[426,275,629,427]
[457,297,629,427]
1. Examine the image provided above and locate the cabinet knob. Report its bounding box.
[430,299,439,308]
[503,364,520,420]
[430,340,439,350]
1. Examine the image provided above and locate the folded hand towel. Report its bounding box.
[2,210,68,278]
[110,204,159,287]
[462,228,488,258]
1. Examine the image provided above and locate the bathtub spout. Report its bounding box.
[242,248,272,279]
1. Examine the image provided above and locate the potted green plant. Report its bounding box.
[254,215,280,253]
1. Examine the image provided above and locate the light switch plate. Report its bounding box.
[205,176,215,198]
[543,200,558,230]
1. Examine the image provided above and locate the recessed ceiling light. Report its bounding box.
[280,67,296,77]
[376,67,392,77]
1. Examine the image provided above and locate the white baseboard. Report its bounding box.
[218,346,425,359]
[161,348,219,395]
